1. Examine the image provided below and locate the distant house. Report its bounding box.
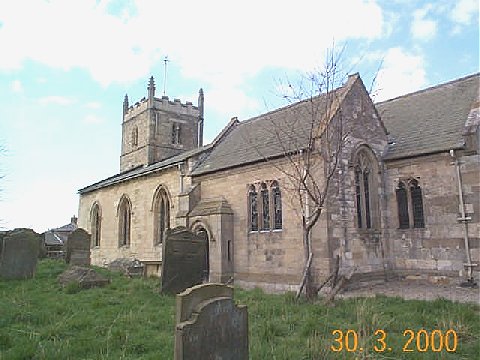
[44,216,78,257]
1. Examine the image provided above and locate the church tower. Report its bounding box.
[120,77,204,172]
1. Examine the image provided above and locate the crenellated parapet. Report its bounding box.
[120,76,205,172]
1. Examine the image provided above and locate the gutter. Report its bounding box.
[450,149,476,283]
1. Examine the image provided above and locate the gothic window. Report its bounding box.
[131,126,138,147]
[396,182,409,229]
[260,183,270,230]
[395,179,425,229]
[172,123,181,144]
[118,195,131,247]
[248,185,258,231]
[354,148,379,229]
[153,187,170,245]
[272,181,282,230]
[410,180,425,228]
[90,203,101,247]
[155,113,161,135]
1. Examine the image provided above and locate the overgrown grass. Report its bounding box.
[1,260,478,359]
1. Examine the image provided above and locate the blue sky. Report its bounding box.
[0,0,478,232]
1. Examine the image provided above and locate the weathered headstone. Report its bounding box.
[58,266,110,289]
[108,258,145,277]
[175,283,249,360]
[65,228,91,266]
[161,227,208,294]
[0,228,40,280]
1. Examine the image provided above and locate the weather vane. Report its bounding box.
[163,56,169,96]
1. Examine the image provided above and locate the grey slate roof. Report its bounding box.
[377,73,479,160]
[78,145,211,194]
[191,74,358,176]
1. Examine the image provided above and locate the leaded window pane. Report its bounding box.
[410,181,425,228]
[396,182,409,229]
[249,187,258,231]
[261,185,270,230]
[272,183,282,230]
[355,168,363,228]
[363,169,371,228]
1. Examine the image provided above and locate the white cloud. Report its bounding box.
[411,5,437,41]
[38,96,76,106]
[451,0,478,25]
[10,80,23,93]
[372,47,427,102]
[83,114,104,124]
[86,101,102,109]
[0,0,384,93]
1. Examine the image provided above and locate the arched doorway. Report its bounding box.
[194,225,210,282]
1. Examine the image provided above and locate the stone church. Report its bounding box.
[78,73,479,292]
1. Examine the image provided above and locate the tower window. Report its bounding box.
[172,123,181,144]
[131,126,138,147]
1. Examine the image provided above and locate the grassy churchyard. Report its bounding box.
[0,259,478,359]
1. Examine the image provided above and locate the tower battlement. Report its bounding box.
[120,76,204,172]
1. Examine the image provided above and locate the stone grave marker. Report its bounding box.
[65,228,91,266]
[174,283,249,360]
[0,228,40,280]
[161,227,208,294]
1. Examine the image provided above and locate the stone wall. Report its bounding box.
[78,167,180,266]
[385,151,480,278]
[325,77,389,279]
[193,160,331,293]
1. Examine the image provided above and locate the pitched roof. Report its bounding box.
[377,73,479,160]
[191,74,359,176]
[78,145,211,194]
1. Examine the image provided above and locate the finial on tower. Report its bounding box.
[123,94,129,116]
[198,88,204,147]
[148,76,155,99]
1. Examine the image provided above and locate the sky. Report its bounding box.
[0,0,478,233]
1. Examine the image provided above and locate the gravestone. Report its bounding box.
[58,266,110,289]
[175,283,249,360]
[65,228,91,266]
[161,227,208,294]
[108,258,145,278]
[0,228,40,280]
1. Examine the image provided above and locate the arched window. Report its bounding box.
[395,179,425,229]
[410,180,425,228]
[271,181,282,230]
[248,185,258,231]
[153,186,170,244]
[396,182,409,229]
[90,202,101,247]
[172,123,181,144]
[354,148,379,229]
[260,183,270,230]
[131,126,138,147]
[118,195,132,247]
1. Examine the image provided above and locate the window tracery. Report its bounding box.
[396,178,425,229]
[248,181,282,232]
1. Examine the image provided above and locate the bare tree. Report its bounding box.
[245,48,350,299]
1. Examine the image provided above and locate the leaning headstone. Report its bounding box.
[174,283,249,360]
[65,228,91,266]
[0,228,40,280]
[161,227,208,294]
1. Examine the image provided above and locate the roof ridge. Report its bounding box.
[376,72,480,105]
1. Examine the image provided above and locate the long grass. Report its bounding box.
[0,260,478,359]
